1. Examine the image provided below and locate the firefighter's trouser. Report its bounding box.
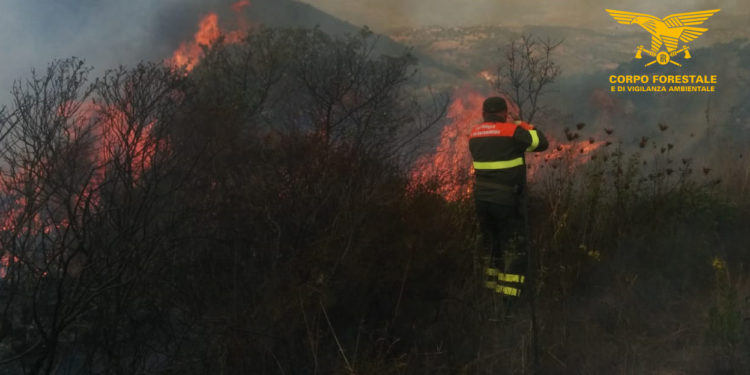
[476,199,527,296]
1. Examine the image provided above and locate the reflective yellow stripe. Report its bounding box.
[485,281,498,289]
[498,273,525,284]
[485,267,499,276]
[526,130,540,152]
[473,157,524,170]
[495,285,521,297]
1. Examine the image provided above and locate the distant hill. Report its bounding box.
[148,0,462,84]
[384,23,745,82]
[149,3,749,155]
[385,24,750,155]
[550,39,750,153]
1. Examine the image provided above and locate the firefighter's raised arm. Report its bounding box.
[513,121,549,153]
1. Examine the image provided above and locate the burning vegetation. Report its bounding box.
[410,88,482,201]
[0,3,748,374]
[169,1,251,72]
[410,88,608,201]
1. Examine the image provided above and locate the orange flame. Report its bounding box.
[0,102,161,278]
[411,88,485,201]
[169,14,221,71]
[97,105,158,177]
[1,1,254,278]
[411,87,603,200]
[232,0,251,13]
[168,1,252,72]
[527,137,606,180]
[232,0,251,31]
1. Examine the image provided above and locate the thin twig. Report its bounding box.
[320,299,354,374]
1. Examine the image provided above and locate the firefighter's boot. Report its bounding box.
[484,266,500,290]
[495,272,525,298]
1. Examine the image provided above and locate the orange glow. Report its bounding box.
[527,136,606,180]
[230,0,252,37]
[168,1,252,72]
[97,105,158,177]
[410,88,527,201]
[0,101,162,278]
[1,1,261,278]
[0,254,19,278]
[411,88,485,201]
[169,14,221,71]
[78,102,160,209]
[540,138,606,165]
[195,14,221,46]
[232,0,251,13]
[411,87,602,200]
[478,70,496,83]
[0,255,8,278]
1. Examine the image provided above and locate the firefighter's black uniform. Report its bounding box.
[469,98,548,297]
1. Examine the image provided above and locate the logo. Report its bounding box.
[605,9,720,67]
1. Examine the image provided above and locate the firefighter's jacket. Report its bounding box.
[469,120,549,205]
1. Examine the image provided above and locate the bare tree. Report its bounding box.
[155,27,448,374]
[492,34,563,372]
[494,34,562,123]
[0,26,448,374]
[0,58,192,374]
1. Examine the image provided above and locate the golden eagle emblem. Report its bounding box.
[605,9,720,67]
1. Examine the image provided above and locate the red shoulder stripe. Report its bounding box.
[470,122,517,139]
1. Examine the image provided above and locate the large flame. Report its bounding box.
[411,88,485,201]
[411,87,603,200]
[169,14,221,71]
[0,102,160,278]
[1,1,252,278]
[168,1,251,71]
[0,254,17,278]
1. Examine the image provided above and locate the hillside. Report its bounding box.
[0,3,748,373]
[386,24,750,158]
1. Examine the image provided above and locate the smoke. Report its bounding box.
[0,0,232,106]
[301,0,746,30]
[0,0,361,106]
[0,0,745,106]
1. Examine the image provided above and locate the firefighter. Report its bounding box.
[469,97,548,298]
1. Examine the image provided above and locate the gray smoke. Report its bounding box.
[301,0,743,30]
[0,0,225,106]
[0,0,353,106]
[0,0,744,106]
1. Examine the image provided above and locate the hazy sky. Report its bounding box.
[299,0,741,30]
[0,0,743,106]
[0,0,176,106]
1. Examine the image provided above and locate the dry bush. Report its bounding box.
[0,28,747,375]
